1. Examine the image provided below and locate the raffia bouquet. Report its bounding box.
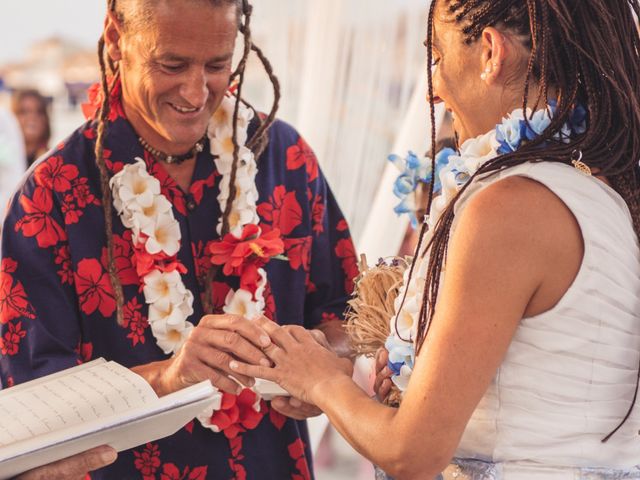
[345,254,410,406]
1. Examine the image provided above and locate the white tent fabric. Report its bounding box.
[246,0,430,244]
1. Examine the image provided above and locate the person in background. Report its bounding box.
[11,89,51,167]
[0,106,26,230]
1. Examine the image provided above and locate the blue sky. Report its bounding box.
[0,2,105,65]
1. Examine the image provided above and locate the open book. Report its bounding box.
[0,359,220,479]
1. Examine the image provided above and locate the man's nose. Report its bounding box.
[180,68,209,107]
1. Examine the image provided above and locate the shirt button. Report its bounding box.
[186,199,197,212]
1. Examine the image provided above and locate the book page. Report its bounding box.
[0,362,156,447]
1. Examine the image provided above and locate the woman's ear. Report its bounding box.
[479,27,507,85]
[103,11,124,62]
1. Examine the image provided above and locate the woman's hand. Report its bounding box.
[374,347,393,402]
[229,321,353,405]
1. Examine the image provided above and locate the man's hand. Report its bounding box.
[16,446,117,480]
[373,347,393,402]
[135,314,272,396]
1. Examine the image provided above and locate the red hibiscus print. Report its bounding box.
[61,194,82,225]
[257,186,303,236]
[263,282,277,322]
[15,187,67,248]
[144,152,187,216]
[82,79,126,122]
[160,463,208,480]
[133,443,161,480]
[74,259,116,318]
[123,298,149,347]
[54,246,73,285]
[0,258,35,323]
[288,439,311,480]
[0,321,27,356]
[101,232,139,286]
[311,195,325,235]
[286,137,319,183]
[335,239,358,294]
[228,436,247,480]
[284,236,312,272]
[72,178,100,209]
[184,420,194,434]
[5,376,14,388]
[269,405,287,430]
[190,174,217,205]
[321,312,340,323]
[337,219,349,232]
[208,389,266,439]
[74,341,93,364]
[34,156,79,192]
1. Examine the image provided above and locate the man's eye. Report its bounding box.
[162,64,185,73]
[206,63,227,73]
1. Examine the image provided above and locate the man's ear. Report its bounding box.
[104,11,124,62]
[479,27,507,86]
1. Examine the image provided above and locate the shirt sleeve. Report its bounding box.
[0,175,83,389]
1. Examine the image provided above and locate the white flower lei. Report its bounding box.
[386,104,587,392]
[110,94,266,431]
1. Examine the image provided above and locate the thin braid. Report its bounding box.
[420,0,640,440]
[95,29,125,325]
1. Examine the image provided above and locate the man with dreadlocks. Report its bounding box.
[0,0,356,478]
[228,0,640,478]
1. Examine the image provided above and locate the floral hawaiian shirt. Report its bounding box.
[0,91,358,479]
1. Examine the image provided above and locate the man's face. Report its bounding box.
[111,2,238,154]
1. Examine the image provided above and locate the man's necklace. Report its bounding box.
[138,135,206,165]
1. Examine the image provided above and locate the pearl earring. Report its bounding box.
[480,72,488,80]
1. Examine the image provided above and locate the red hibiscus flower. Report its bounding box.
[284,236,312,272]
[123,298,149,347]
[209,224,284,279]
[82,79,126,122]
[74,259,116,318]
[336,219,349,232]
[208,389,266,439]
[0,259,35,323]
[311,195,325,235]
[190,174,216,205]
[133,443,161,479]
[263,282,277,322]
[54,246,74,285]
[74,341,93,364]
[15,187,67,248]
[144,152,188,216]
[0,321,27,356]
[34,156,79,193]
[335,238,359,294]
[288,439,311,480]
[101,232,139,286]
[286,137,319,183]
[269,405,287,430]
[257,186,303,236]
[321,312,340,323]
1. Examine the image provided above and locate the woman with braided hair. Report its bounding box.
[0,0,356,478]
[230,0,640,478]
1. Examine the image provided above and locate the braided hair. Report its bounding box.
[95,0,281,322]
[415,0,640,441]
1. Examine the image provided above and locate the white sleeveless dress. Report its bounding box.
[436,161,640,479]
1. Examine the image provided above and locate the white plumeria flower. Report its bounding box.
[148,289,194,327]
[223,289,262,320]
[127,195,173,233]
[110,158,160,212]
[143,270,188,305]
[152,320,194,355]
[143,213,181,256]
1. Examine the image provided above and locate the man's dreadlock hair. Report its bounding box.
[413,0,640,441]
[95,0,281,322]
